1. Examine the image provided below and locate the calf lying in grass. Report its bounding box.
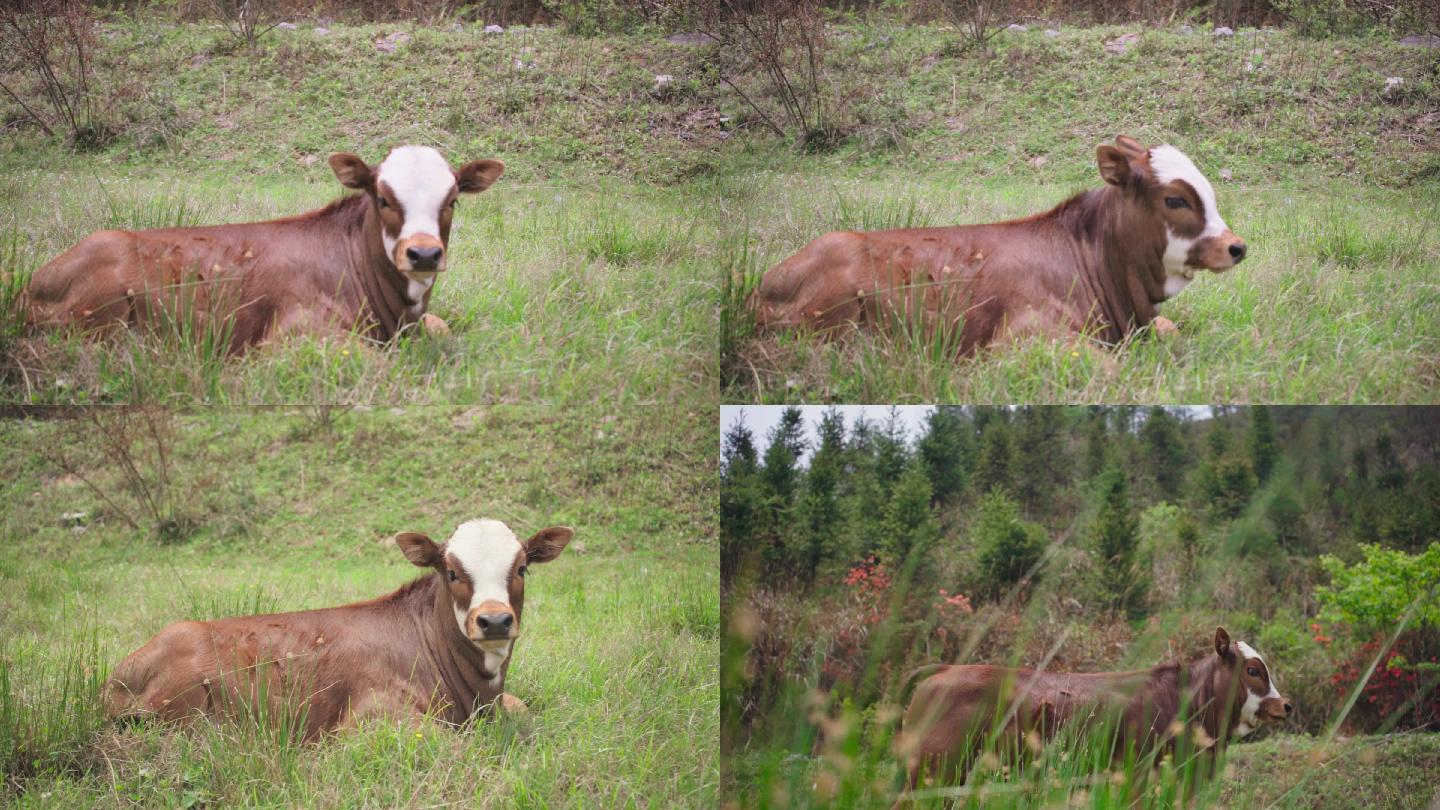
[752,136,1246,354]
[893,627,1290,803]
[104,519,572,740]
[25,146,504,353]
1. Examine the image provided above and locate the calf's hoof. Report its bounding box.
[420,313,450,336]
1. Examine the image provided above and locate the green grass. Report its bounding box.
[707,23,1440,404]
[0,169,719,407]
[0,405,718,806]
[722,176,1440,403]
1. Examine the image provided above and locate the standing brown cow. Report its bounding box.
[894,628,1291,803]
[25,145,503,352]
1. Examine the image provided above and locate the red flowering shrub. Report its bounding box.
[1331,631,1440,732]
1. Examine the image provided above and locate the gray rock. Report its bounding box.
[313,26,330,35]
[1213,26,1235,37]
[60,511,89,527]
[375,31,410,53]
[1180,25,1194,33]
[653,74,675,93]
[1006,23,1027,32]
[1398,34,1440,48]
[1044,29,1061,38]
[484,24,504,34]
[1105,33,1140,54]
[1219,168,1233,182]
[276,22,297,30]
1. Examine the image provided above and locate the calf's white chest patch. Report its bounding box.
[375,145,456,262]
[446,519,523,635]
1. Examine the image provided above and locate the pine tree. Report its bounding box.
[1196,420,1256,520]
[1091,466,1146,617]
[1250,406,1279,485]
[1141,407,1187,497]
[796,408,846,581]
[1086,407,1110,477]
[720,419,763,582]
[974,488,1048,594]
[759,407,808,576]
[881,460,940,571]
[973,419,1013,495]
[918,406,970,505]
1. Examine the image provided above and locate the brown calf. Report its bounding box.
[894,628,1290,801]
[25,146,503,352]
[751,136,1246,353]
[103,519,572,740]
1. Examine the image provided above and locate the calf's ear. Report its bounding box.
[396,532,444,569]
[1114,134,1146,158]
[1096,145,1132,187]
[456,159,505,194]
[1215,626,1233,659]
[330,153,374,190]
[524,526,574,564]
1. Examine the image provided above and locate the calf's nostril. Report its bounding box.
[1284,703,1292,714]
[1229,242,1247,261]
[406,246,442,264]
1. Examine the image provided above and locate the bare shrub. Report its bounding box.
[931,0,1005,53]
[687,0,843,151]
[0,0,114,148]
[42,408,203,543]
[198,0,285,48]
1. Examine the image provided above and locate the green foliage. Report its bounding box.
[881,460,939,565]
[1251,407,1279,485]
[1272,0,1371,37]
[1141,406,1188,496]
[1197,424,1258,520]
[1317,543,1440,633]
[973,418,1013,496]
[1090,466,1147,617]
[721,419,763,581]
[917,406,969,505]
[974,488,1048,593]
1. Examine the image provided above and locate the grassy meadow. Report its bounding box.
[0,20,723,407]
[0,404,718,806]
[715,24,1440,404]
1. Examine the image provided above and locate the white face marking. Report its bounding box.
[445,519,523,641]
[1149,145,1228,289]
[374,145,456,266]
[1233,640,1281,737]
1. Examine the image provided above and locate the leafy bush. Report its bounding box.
[1317,543,1440,732]
[1331,632,1440,732]
[974,488,1047,594]
[1316,543,1440,633]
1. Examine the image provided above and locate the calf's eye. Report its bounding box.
[448,570,458,582]
[1164,196,1189,210]
[378,197,390,209]
[1247,667,1260,677]
[518,565,528,578]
